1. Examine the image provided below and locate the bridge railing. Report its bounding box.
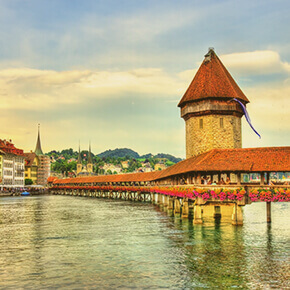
[51,184,290,203]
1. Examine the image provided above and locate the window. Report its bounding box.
[199,119,203,129]
[220,118,224,128]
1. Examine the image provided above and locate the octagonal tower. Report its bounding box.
[178,48,249,159]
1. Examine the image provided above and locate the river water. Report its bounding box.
[0,195,289,289]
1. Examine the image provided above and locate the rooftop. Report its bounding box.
[178,48,250,108]
[0,139,24,156]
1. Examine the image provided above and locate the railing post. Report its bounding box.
[260,172,265,185]
[237,172,241,186]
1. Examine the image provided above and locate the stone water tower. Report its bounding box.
[178,48,250,159]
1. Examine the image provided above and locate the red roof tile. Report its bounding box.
[178,49,249,107]
[157,147,290,179]
[24,152,38,167]
[54,171,164,185]
[47,176,58,183]
[0,139,24,156]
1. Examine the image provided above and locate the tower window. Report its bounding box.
[199,119,203,129]
[220,118,224,128]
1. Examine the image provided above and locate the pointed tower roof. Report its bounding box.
[35,124,44,156]
[88,142,92,164]
[77,143,82,164]
[178,48,249,108]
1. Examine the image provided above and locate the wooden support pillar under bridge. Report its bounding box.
[49,184,289,225]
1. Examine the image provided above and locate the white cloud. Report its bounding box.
[245,83,290,131]
[220,50,290,76]
[0,67,189,111]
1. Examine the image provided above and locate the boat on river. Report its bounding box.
[21,191,30,196]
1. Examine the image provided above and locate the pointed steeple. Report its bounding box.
[88,142,92,164]
[35,124,44,156]
[77,142,82,164]
[87,142,93,174]
[178,48,249,108]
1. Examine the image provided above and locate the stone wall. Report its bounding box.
[185,114,242,158]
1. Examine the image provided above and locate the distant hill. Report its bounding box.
[154,153,182,163]
[47,147,183,175]
[139,153,154,159]
[97,148,140,159]
[96,148,182,162]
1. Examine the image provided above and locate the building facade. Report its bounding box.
[24,152,39,184]
[178,48,249,158]
[0,139,25,188]
[76,144,94,176]
[24,125,50,185]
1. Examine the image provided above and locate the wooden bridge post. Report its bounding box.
[182,198,189,218]
[157,193,163,206]
[167,197,174,216]
[266,201,271,223]
[213,205,222,218]
[193,205,203,224]
[151,192,156,204]
[163,195,169,208]
[232,203,243,225]
[168,197,174,210]
[174,198,181,215]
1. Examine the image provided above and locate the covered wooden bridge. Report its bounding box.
[50,146,290,225]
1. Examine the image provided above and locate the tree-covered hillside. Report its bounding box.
[46,148,183,176]
[97,148,139,159]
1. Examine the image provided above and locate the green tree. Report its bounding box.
[25,178,33,185]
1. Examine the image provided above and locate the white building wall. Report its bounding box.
[2,154,25,187]
[14,156,25,187]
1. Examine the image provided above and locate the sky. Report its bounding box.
[0,0,289,158]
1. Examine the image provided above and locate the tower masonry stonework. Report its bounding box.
[179,48,249,159]
[185,114,242,158]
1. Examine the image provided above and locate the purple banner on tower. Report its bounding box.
[232,98,261,139]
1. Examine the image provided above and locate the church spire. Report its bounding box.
[76,142,83,175]
[87,142,93,174]
[35,124,44,156]
[88,142,92,164]
[77,142,82,164]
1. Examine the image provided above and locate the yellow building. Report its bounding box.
[154,163,167,171]
[24,152,39,184]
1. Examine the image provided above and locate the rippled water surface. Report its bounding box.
[0,195,289,289]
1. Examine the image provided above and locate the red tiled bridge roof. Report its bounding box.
[53,147,290,185]
[157,147,290,180]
